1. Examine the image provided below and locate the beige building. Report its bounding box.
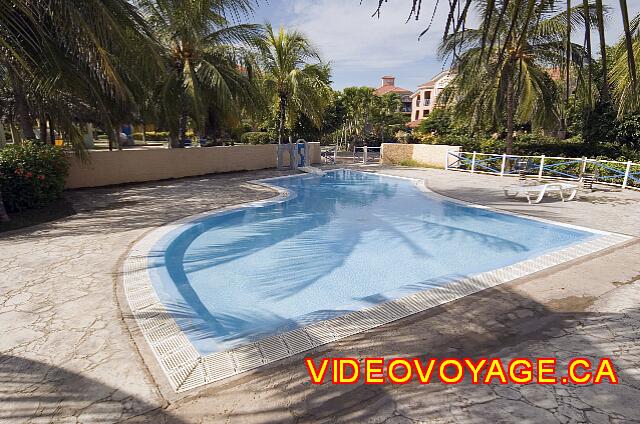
[408,70,454,128]
[373,76,413,114]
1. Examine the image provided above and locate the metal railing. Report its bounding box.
[353,146,381,164]
[445,151,640,190]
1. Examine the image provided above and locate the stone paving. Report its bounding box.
[1,166,639,423]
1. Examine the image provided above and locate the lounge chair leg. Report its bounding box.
[531,188,546,204]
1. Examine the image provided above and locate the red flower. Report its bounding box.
[14,168,23,175]
[37,175,45,181]
[25,171,33,178]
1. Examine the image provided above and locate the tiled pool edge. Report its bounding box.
[122,170,633,393]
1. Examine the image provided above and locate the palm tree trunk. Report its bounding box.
[49,118,55,145]
[595,0,609,101]
[0,121,6,148]
[583,0,593,105]
[178,113,188,148]
[278,94,287,144]
[620,0,637,87]
[12,76,35,140]
[505,76,515,155]
[0,194,9,222]
[565,0,572,104]
[39,112,47,144]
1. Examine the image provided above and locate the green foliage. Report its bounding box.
[0,142,69,213]
[615,112,640,148]
[416,109,454,135]
[397,159,437,168]
[257,24,333,143]
[132,131,170,141]
[240,132,272,144]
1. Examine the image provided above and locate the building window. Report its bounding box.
[415,110,419,120]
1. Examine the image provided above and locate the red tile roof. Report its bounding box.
[374,85,412,96]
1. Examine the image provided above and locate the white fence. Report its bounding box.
[446,151,640,190]
[353,146,381,164]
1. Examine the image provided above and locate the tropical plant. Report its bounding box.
[437,1,597,154]
[257,24,332,144]
[138,0,262,147]
[611,13,640,115]
[0,0,163,150]
[341,87,377,145]
[0,141,69,213]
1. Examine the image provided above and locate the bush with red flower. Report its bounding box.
[0,142,69,212]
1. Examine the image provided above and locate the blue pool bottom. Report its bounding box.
[148,170,594,355]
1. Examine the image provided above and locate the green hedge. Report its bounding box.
[133,131,170,141]
[418,132,639,161]
[240,132,272,145]
[0,142,69,213]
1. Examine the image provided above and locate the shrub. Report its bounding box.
[240,132,272,145]
[0,142,69,213]
[132,131,170,141]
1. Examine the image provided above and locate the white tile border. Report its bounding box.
[122,169,633,392]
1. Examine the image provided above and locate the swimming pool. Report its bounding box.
[126,169,628,391]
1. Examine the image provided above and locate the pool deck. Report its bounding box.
[1,165,639,423]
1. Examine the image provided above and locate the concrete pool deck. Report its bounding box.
[1,166,639,423]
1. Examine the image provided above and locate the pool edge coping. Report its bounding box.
[121,168,634,393]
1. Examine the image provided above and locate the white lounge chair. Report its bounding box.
[503,183,578,204]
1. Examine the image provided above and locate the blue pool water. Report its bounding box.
[149,170,594,355]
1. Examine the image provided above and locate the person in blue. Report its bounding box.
[122,124,133,146]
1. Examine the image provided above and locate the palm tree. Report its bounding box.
[437,1,595,154]
[0,0,162,150]
[342,87,378,146]
[594,0,611,101]
[139,0,261,147]
[611,13,640,115]
[257,24,332,144]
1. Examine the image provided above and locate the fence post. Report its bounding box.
[622,161,632,189]
[363,145,368,164]
[581,157,588,175]
[445,151,450,171]
[471,151,477,173]
[500,153,507,176]
[538,155,545,180]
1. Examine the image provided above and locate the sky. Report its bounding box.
[251,0,640,91]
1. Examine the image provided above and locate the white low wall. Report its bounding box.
[66,142,321,189]
[381,143,461,168]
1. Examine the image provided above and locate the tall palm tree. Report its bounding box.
[611,13,640,115]
[438,1,595,154]
[139,0,262,147]
[594,0,610,101]
[257,24,332,144]
[0,0,162,150]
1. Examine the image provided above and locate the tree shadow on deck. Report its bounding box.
[168,283,640,423]
[0,354,187,424]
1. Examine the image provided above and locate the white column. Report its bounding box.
[538,155,545,180]
[581,157,588,175]
[622,161,632,189]
[471,151,477,173]
[363,145,368,164]
[500,153,507,176]
[83,123,94,148]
